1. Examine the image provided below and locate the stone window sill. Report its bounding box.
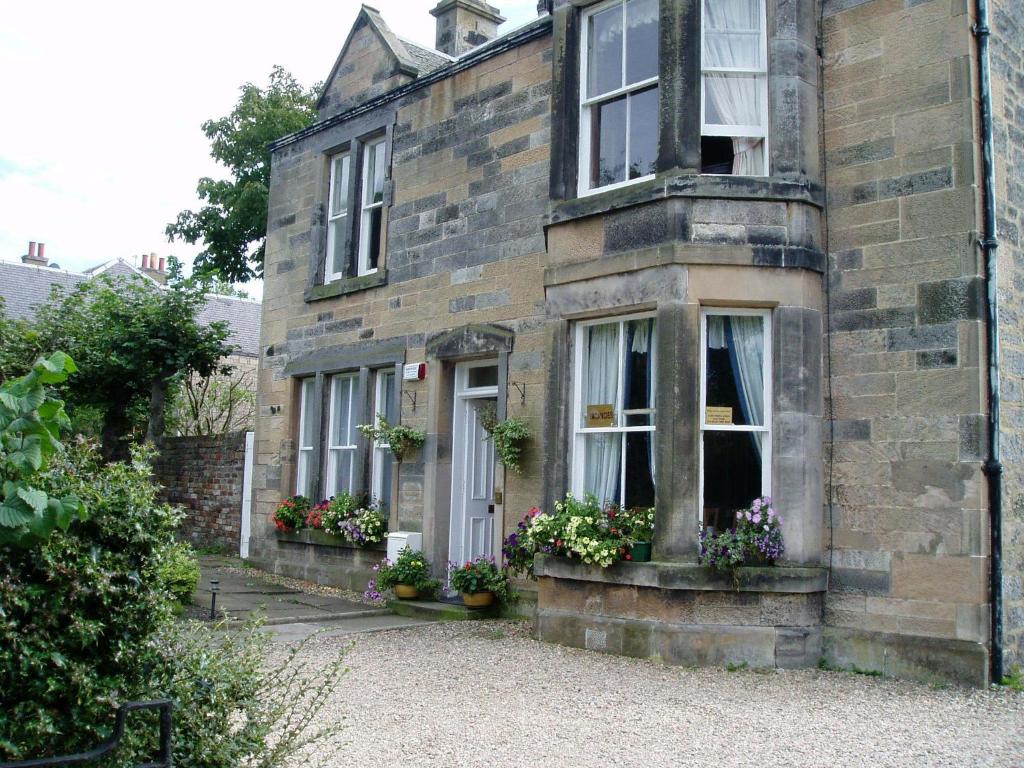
[534,554,827,594]
[305,269,388,302]
[548,174,824,228]
[275,529,387,552]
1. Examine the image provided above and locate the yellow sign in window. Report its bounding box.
[705,406,733,425]
[586,404,615,428]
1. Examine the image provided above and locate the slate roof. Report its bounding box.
[399,38,454,74]
[0,258,262,357]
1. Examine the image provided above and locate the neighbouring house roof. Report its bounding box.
[0,258,262,358]
[399,37,455,74]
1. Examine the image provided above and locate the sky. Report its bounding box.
[0,0,539,298]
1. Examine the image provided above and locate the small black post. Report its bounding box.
[209,579,219,620]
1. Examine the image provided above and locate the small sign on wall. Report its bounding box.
[705,406,733,425]
[586,404,615,428]
[403,363,426,381]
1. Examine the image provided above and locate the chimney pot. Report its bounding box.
[22,240,48,267]
[37,243,45,260]
[142,254,150,269]
[28,241,36,259]
[430,0,505,56]
[158,257,166,272]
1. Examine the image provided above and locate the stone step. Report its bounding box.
[387,598,499,621]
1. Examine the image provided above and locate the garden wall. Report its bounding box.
[154,431,249,551]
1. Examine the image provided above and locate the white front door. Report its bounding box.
[449,360,498,566]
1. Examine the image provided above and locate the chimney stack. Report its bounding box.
[430,0,505,56]
[21,240,48,267]
[537,0,552,15]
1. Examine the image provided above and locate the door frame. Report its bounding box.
[448,359,500,567]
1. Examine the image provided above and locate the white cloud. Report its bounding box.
[0,0,541,299]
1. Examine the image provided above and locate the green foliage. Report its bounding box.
[0,299,48,384]
[1000,666,1024,692]
[448,557,514,606]
[167,66,320,283]
[726,661,749,672]
[157,541,200,608]
[32,266,235,455]
[374,546,440,597]
[477,404,531,474]
[272,495,311,531]
[0,352,86,546]
[358,415,426,462]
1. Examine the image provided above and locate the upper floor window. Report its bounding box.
[578,0,660,195]
[700,0,768,176]
[322,133,387,285]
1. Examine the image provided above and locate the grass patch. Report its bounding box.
[726,661,749,672]
[1000,666,1024,692]
[818,657,882,677]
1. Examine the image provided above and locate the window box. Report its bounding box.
[275,528,387,552]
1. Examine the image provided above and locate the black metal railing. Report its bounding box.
[0,700,173,768]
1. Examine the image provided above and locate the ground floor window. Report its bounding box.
[371,368,397,513]
[325,373,357,497]
[699,308,771,532]
[572,313,657,508]
[295,378,316,497]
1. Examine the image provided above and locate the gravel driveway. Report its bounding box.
[278,621,1024,768]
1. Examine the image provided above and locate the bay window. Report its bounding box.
[700,0,768,176]
[295,378,316,497]
[371,368,397,513]
[699,309,771,533]
[578,0,660,195]
[572,314,657,508]
[325,373,358,497]
[358,138,386,276]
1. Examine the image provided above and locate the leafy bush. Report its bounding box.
[357,415,425,462]
[477,404,531,474]
[448,557,513,605]
[371,546,440,598]
[158,540,200,608]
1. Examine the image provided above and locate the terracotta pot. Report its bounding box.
[394,584,419,599]
[461,590,495,608]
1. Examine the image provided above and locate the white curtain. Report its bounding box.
[726,316,765,457]
[704,0,765,175]
[584,324,621,505]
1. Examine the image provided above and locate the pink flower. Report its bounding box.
[752,513,762,524]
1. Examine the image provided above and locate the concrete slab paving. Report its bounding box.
[262,615,434,643]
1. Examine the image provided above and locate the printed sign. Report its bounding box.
[586,404,615,428]
[705,406,733,425]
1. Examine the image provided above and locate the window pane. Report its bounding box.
[363,207,382,271]
[705,315,765,426]
[628,86,658,179]
[624,431,655,509]
[591,95,627,188]
[376,446,394,512]
[328,449,354,496]
[623,317,655,411]
[582,322,621,428]
[364,140,386,206]
[704,31,762,70]
[468,365,498,388]
[625,0,659,84]
[703,73,764,127]
[379,370,397,424]
[704,0,761,32]
[587,3,623,98]
[331,376,353,445]
[300,379,316,448]
[702,430,762,530]
[328,220,346,277]
[296,450,310,497]
[330,154,350,216]
[583,432,622,506]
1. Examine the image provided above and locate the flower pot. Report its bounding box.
[394,584,419,599]
[629,541,652,562]
[461,590,495,608]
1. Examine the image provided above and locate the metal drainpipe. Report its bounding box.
[972,0,1003,685]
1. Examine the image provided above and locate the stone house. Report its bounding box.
[250,0,1022,686]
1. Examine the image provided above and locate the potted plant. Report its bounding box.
[448,557,512,607]
[699,496,784,586]
[272,495,310,533]
[478,403,531,474]
[622,506,655,562]
[373,546,439,600]
[357,415,426,463]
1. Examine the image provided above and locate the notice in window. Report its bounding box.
[705,406,733,425]
[586,404,615,428]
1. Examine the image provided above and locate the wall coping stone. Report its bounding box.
[276,529,387,552]
[535,554,827,594]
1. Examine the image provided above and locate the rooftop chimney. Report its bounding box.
[537,0,552,15]
[430,0,505,56]
[21,240,48,267]
[140,251,168,285]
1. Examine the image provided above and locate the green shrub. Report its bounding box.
[158,541,200,608]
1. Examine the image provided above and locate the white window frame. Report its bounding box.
[295,378,315,497]
[570,312,658,507]
[324,152,351,283]
[577,0,660,197]
[357,138,386,276]
[700,0,770,176]
[370,369,395,506]
[698,307,772,527]
[325,373,358,497]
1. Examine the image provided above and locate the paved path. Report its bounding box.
[192,557,430,639]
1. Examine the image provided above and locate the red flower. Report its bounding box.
[625,554,633,561]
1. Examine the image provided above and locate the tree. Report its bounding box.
[166,364,256,436]
[34,261,235,458]
[167,66,320,283]
[0,299,47,384]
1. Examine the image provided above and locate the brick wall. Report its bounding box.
[154,431,249,550]
[991,0,1024,668]
[821,0,990,673]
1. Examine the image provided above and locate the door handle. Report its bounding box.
[487,504,495,514]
